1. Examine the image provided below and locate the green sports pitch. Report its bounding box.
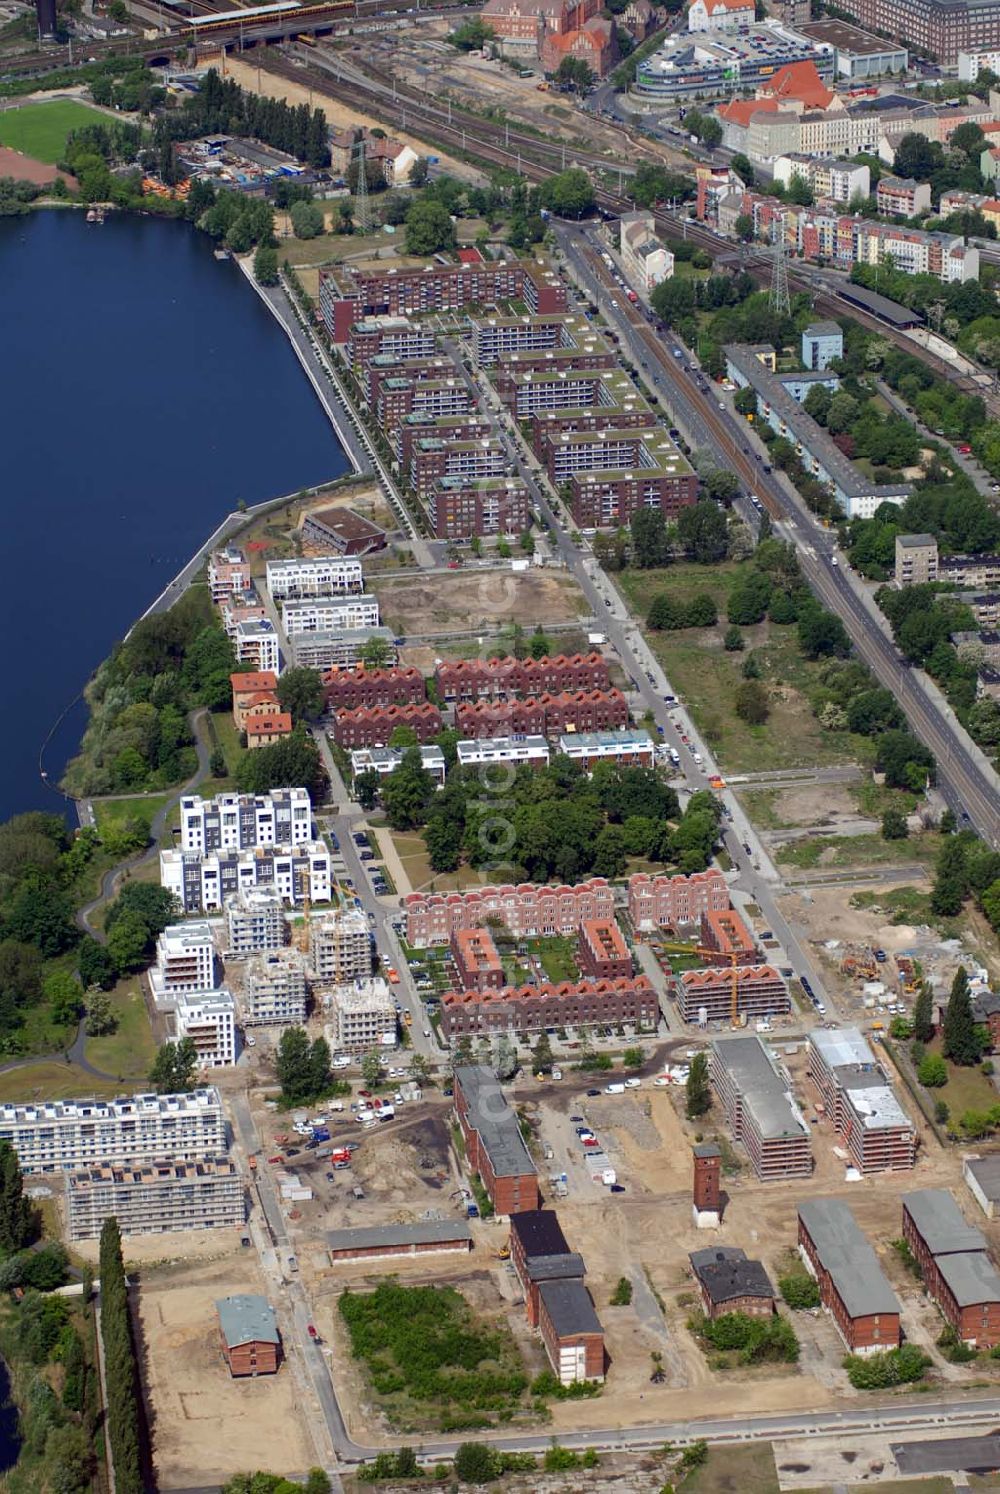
[0,99,109,165]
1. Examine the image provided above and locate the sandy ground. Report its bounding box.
[220,55,479,180]
[137,1252,313,1487]
[72,1226,246,1268]
[742,781,861,830]
[374,568,589,636]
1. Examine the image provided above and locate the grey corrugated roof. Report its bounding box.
[966,1154,1000,1202]
[690,1247,775,1307]
[454,1066,537,1180]
[527,1252,586,1283]
[537,1277,602,1337]
[799,1199,899,1320]
[216,1294,279,1348]
[328,1220,473,1251]
[936,1250,1000,1308]
[804,321,841,338]
[903,1190,986,1257]
[711,1035,809,1141]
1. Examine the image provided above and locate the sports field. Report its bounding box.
[0,99,107,164]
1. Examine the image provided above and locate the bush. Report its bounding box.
[610,1277,633,1306]
[843,1344,929,1389]
[938,1323,978,1363]
[691,1310,798,1363]
[917,1053,948,1088]
[779,1271,820,1310]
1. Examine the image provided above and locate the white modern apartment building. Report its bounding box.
[225,887,288,955]
[243,949,309,1026]
[0,1089,226,1175]
[455,736,551,770]
[349,744,447,784]
[281,594,381,637]
[235,618,281,675]
[179,789,313,855]
[150,923,216,1002]
[327,977,397,1052]
[161,843,332,914]
[310,907,373,987]
[772,153,870,203]
[171,990,236,1068]
[265,555,364,601]
[66,1156,244,1240]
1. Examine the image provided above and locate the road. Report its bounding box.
[556,222,1000,853]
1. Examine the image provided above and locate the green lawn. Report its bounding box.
[0,100,109,163]
[208,709,245,783]
[924,1038,998,1122]
[84,982,156,1081]
[777,831,938,872]
[0,1063,132,1104]
[92,793,172,837]
[678,1443,778,1494]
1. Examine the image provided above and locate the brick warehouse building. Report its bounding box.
[509,1210,586,1326]
[902,1189,1000,1346]
[453,1065,539,1214]
[405,877,616,946]
[330,702,443,750]
[450,927,506,992]
[216,1295,281,1377]
[689,1247,776,1321]
[322,665,426,712]
[538,1279,605,1384]
[798,1199,901,1354]
[441,976,658,1039]
[328,1220,473,1263]
[435,652,610,703]
[577,919,633,979]
[628,869,731,931]
[320,259,568,343]
[808,1028,916,1174]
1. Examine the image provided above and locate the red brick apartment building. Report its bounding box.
[405,877,615,946]
[627,869,731,931]
[569,469,700,530]
[902,1190,1000,1346]
[441,976,657,1039]
[320,260,568,343]
[396,414,492,474]
[689,1247,776,1321]
[346,317,437,372]
[453,1065,539,1214]
[430,476,530,541]
[330,702,442,750]
[676,965,790,1025]
[365,354,456,405]
[798,1200,901,1354]
[216,1295,282,1378]
[322,666,426,712]
[577,920,633,979]
[531,404,656,457]
[379,379,475,433]
[456,688,628,741]
[808,1028,917,1174]
[435,652,610,703]
[710,1035,812,1182]
[457,698,547,739]
[450,927,506,992]
[700,908,758,965]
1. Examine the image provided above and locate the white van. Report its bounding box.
[605,1082,626,1095]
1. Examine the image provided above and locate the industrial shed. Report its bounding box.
[328,1219,473,1263]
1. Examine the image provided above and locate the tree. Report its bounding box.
[623,1046,643,1068]
[592,824,626,878]
[277,1027,331,1104]
[85,992,117,1037]
[0,1141,34,1255]
[931,834,968,916]
[454,1442,500,1484]
[149,1037,198,1093]
[540,167,594,218]
[917,1053,948,1087]
[276,667,324,723]
[798,608,850,659]
[677,502,728,564]
[893,131,942,181]
[723,624,744,652]
[449,14,495,47]
[106,908,154,976]
[361,1050,382,1087]
[405,199,456,255]
[425,814,463,872]
[735,680,769,725]
[4,878,76,957]
[943,965,980,1066]
[290,200,325,239]
[381,748,433,830]
[355,769,381,812]
[685,1052,711,1118]
[359,636,391,670]
[408,156,430,187]
[236,731,324,800]
[555,55,594,93]
[78,934,113,991]
[731,152,754,186]
[630,507,670,568]
[913,981,935,1044]
[254,245,279,286]
[532,1030,553,1074]
[882,807,909,840]
[734,212,754,242]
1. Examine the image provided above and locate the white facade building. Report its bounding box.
[349,744,447,783]
[0,1089,226,1175]
[688,0,755,31]
[172,990,236,1068]
[619,211,675,293]
[958,48,1000,79]
[161,843,332,914]
[265,555,364,601]
[180,789,312,855]
[281,595,381,637]
[225,887,288,955]
[327,978,397,1052]
[455,736,551,769]
[243,949,309,1026]
[150,923,216,1001]
[235,618,281,675]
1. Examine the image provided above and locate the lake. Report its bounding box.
[0,208,348,820]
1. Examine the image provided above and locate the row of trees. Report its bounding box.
[100,1217,144,1494]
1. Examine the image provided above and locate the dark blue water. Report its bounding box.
[1,209,348,820]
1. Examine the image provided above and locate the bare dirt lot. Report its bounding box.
[137,1252,313,1488]
[374,567,590,636]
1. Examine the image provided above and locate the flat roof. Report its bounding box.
[328,1220,473,1251]
[897,532,937,548]
[799,1199,900,1319]
[903,1189,987,1257]
[454,1066,537,1180]
[835,282,923,328]
[712,1035,808,1141]
[965,1154,1000,1202]
[797,17,906,53]
[936,1250,1000,1308]
[803,320,842,337]
[216,1294,279,1348]
[509,1209,570,1257]
[537,1277,602,1337]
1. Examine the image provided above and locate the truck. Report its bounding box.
[312,1127,331,1143]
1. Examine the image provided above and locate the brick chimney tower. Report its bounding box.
[692,1142,721,1229]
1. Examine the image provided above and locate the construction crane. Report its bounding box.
[655,942,745,1028]
[294,863,311,955]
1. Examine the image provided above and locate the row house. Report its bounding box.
[441,976,658,1039]
[798,1199,901,1353]
[435,652,610,703]
[322,664,425,712]
[453,1065,539,1214]
[450,927,506,992]
[404,877,615,947]
[808,1028,916,1173]
[676,965,790,1024]
[576,919,633,979]
[330,702,443,750]
[902,1190,1000,1346]
[700,907,758,965]
[556,729,654,770]
[428,475,530,541]
[457,697,546,740]
[160,843,332,914]
[628,869,730,931]
[456,687,628,740]
[711,1035,812,1182]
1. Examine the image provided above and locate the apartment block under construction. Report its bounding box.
[676,965,790,1024]
[65,1156,244,1240]
[808,1028,916,1173]
[711,1035,812,1182]
[309,906,373,987]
